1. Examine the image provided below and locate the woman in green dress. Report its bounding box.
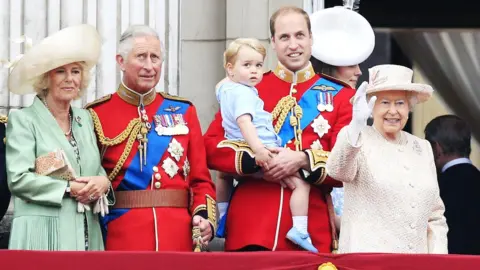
[5,24,110,251]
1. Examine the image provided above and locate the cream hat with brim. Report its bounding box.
[8,24,101,95]
[365,64,433,103]
[310,6,375,66]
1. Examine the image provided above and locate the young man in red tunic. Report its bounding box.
[205,6,362,252]
[86,25,216,251]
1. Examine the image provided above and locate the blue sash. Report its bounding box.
[276,78,343,145]
[216,210,228,238]
[102,98,190,226]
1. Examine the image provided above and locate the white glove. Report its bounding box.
[77,202,91,213]
[93,194,109,217]
[348,82,376,146]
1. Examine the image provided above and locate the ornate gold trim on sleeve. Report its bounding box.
[305,149,329,172]
[206,195,217,230]
[217,140,254,158]
[235,151,243,175]
[313,167,328,186]
[217,140,254,176]
[192,204,207,216]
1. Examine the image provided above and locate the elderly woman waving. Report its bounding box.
[5,25,109,251]
[326,64,448,254]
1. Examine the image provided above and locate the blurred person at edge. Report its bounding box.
[0,117,9,222]
[425,115,480,255]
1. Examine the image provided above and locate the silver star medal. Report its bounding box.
[167,138,184,161]
[162,157,179,178]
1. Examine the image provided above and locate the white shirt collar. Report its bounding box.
[441,157,472,173]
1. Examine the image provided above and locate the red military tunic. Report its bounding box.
[204,63,354,252]
[86,84,216,251]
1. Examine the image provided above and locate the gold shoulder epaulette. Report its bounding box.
[84,94,112,109]
[0,115,7,124]
[159,92,192,104]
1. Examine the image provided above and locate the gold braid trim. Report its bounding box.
[206,195,217,231]
[236,151,244,175]
[88,108,143,181]
[294,104,303,150]
[305,149,330,173]
[294,105,303,120]
[108,123,142,181]
[313,167,328,186]
[271,96,296,133]
[89,109,141,146]
[271,95,304,150]
[192,204,207,216]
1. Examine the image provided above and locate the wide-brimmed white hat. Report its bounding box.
[310,6,375,66]
[8,24,101,95]
[366,64,433,103]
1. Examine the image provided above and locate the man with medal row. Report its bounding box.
[86,25,216,251]
[316,91,335,112]
[154,113,189,136]
[203,4,375,252]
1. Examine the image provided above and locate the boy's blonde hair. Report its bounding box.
[223,38,266,68]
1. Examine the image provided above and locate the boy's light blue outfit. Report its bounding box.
[215,81,282,239]
[216,81,281,147]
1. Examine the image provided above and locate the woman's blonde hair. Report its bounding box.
[223,38,266,68]
[33,62,91,99]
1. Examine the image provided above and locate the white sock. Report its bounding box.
[218,202,229,219]
[292,216,308,235]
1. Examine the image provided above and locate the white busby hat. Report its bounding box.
[310,6,375,66]
[7,24,101,95]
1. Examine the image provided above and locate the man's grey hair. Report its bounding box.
[117,25,166,60]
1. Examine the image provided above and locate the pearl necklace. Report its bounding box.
[42,97,72,136]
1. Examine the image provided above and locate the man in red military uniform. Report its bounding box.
[86,25,216,251]
[204,5,373,252]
